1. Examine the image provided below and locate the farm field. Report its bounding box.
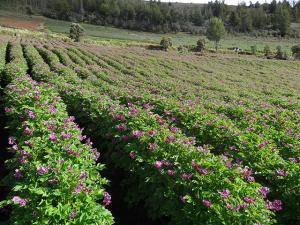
[0,33,299,225]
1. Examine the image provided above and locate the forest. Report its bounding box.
[0,0,300,36]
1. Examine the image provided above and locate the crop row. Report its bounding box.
[0,43,114,225]
[0,42,7,74]
[1,42,28,85]
[25,44,279,224]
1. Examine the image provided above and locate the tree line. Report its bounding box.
[1,0,300,37]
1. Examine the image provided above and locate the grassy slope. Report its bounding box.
[0,8,297,53]
[44,17,298,53]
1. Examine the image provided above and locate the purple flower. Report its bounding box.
[170,127,179,134]
[229,146,237,151]
[181,173,194,180]
[247,127,255,132]
[219,189,231,199]
[237,204,248,210]
[148,143,158,151]
[258,140,269,149]
[243,197,256,204]
[266,200,283,212]
[14,169,23,179]
[27,110,35,119]
[74,184,83,194]
[167,170,176,176]
[79,172,88,180]
[12,196,27,206]
[129,151,136,160]
[148,130,158,136]
[166,136,176,143]
[37,166,49,175]
[192,160,209,176]
[129,107,139,115]
[132,130,145,138]
[61,132,72,140]
[154,161,163,169]
[23,127,33,136]
[114,114,125,121]
[202,200,212,208]
[258,187,270,198]
[161,160,172,166]
[295,133,300,138]
[102,192,112,206]
[115,124,127,131]
[4,107,12,113]
[67,150,80,157]
[48,106,57,114]
[226,203,233,210]
[69,211,77,220]
[276,169,288,177]
[49,133,57,142]
[242,168,255,182]
[8,137,15,145]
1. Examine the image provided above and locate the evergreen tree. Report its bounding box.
[274,6,291,36]
[206,17,225,51]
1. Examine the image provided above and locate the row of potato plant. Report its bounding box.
[0,45,114,224]
[0,42,7,73]
[1,42,28,85]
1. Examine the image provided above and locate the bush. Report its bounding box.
[69,23,84,42]
[160,37,172,51]
[275,46,288,60]
[178,45,188,54]
[196,39,206,52]
[291,44,300,60]
[264,45,272,58]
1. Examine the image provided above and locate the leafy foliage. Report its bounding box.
[160,37,173,51]
[69,23,84,42]
[206,17,225,51]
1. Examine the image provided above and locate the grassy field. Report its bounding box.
[0,9,297,53]
[45,18,298,53]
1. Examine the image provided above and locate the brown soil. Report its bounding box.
[0,16,43,31]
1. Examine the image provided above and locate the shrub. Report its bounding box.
[178,45,188,54]
[291,44,300,60]
[160,37,172,51]
[69,23,84,42]
[264,45,272,58]
[196,38,206,52]
[275,46,288,60]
